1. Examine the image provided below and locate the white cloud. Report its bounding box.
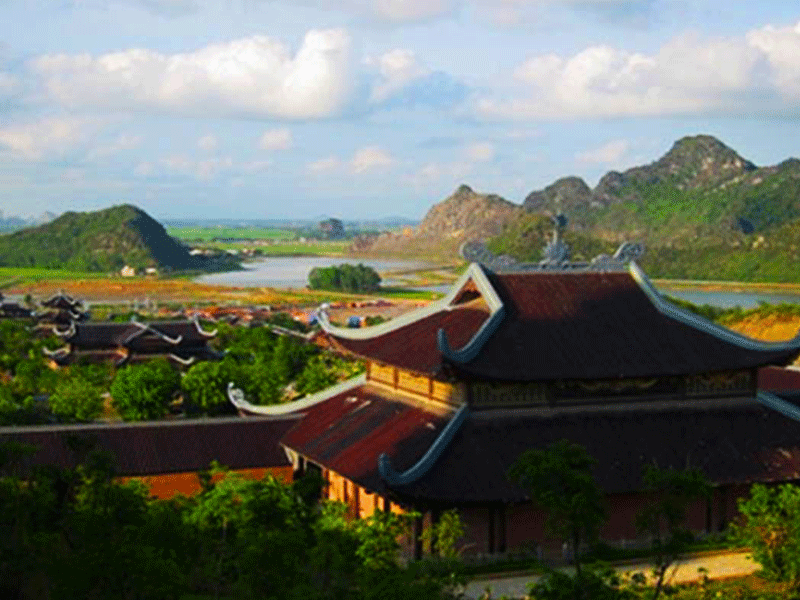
[408,160,472,188]
[87,133,143,160]
[576,139,630,163]
[0,116,104,160]
[350,146,394,173]
[307,146,394,174]
[368,49,430,102]
[307,156,341,173]
[157,154,271,179]
[0,72,18,98]
[464,141,496,162]
[258,128,293,151]
[477,22,800,119]
[197,134,218,152]
[31,29,354,119]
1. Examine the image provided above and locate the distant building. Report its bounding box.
[44,317,222,367]
[120,265,136,277]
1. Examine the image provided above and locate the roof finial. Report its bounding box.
[541,213,570,266]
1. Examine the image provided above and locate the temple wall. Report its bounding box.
[117,465,293,499]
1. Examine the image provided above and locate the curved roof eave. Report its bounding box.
[228,373,367,416]
[318,263,503,342]
[629,262,800,354]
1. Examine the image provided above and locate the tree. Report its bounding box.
[508,440,605,580]
[308,263,381,293]
[635,466,712,600]
[49,373,104,422]
[110,359,180,421]
[181,358,241,415]
[732,483,800,588]
[318,217,345,240]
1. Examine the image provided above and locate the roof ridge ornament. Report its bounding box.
[460,217,644,272]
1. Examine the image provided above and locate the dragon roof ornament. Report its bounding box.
[460,214,644,273]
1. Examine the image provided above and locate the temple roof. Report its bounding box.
[281,383,451,493]
[281,388,800,503]
[321,263,800,381]
[54,318,217,352]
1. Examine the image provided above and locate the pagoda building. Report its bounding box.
[37,291,89,325]
[234,234,800,558]
[44,317,222,367]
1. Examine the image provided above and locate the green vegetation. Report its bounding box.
[732,484,800,588]
[167,225,296,242]
[0,451,464,600]
[508,440,606,579]
[308,263,382,293]
[635,466,712,600]
[0,204,238,273]
[111,358,182,421]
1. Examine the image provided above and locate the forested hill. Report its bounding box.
[0,204,214,272]
[522,134,800,244]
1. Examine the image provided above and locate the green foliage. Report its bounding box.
[48,372,104,422]
[168,225,296,242]
[731,484,800,587]
[635,466,712,600]
[528,562,636,600]
[308,263,382,292]
[421,508,467,559]
[111,358,181,421]
[508,440,605,574]
[181,357,242,414]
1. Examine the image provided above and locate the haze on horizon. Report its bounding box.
[1,0,800,221]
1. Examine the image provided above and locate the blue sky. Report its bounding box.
[2,0,800,220]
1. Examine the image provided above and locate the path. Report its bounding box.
[463,550,758,599]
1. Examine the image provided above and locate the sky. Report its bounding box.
[2,1,800,220]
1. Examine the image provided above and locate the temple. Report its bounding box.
[243,231,800,558]
[44,317,223,367]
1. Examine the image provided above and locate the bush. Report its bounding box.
[731,483,800,587]
[110,359,181,421]
[308,263,381,292]
[49,375,104,422]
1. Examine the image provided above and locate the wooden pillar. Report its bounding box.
[413,514,424,560]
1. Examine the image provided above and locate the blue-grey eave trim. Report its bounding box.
[437,305,506,363]
[318,263,504,341]
[378,403,469,486]
[227,373,367,416]
[757,390,800,423]
[629,262,800,354]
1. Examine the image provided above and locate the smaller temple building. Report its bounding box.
[247,238,800,559]
[44,317,222,367]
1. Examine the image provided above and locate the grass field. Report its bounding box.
[0,267,109,288]
[167,226,297,242]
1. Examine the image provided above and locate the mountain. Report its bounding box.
[522,135,800,244]
[367,184,524,256]
[0,204,229,272]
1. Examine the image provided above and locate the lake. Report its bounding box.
[197,257,800,309]
[195,257,435,289]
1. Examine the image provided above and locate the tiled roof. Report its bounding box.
[323,267,800,380]
[0,416,297,476]
[325,306,489,375]
[391,396,800,502]
[281,384,450,493]
[59,321,214,352]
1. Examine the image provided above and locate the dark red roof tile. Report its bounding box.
[281,384,450,492]
[395,397,800,502]
[324,306,488,375]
